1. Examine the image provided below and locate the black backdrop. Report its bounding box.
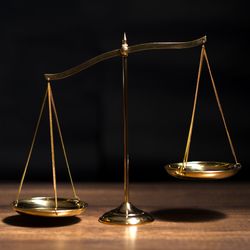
[0,1,249,182]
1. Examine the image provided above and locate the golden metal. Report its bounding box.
[13,197,87,217]
[122,33,129,204]
[50,88,78,199]
[120,33,128,57]
[99,34,154,225]
[13,84,86,217]
[44,36,206,81]
[16,89,48,202]
[203,48,239,164]
[99,202,154,225]
[48,82,58,211]
[166,45,241,180]
[165,161,241,180]
[182,46,205,170]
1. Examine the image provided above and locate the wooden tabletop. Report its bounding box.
[0,182,250,250]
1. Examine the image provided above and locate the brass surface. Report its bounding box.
[99,34,154,225]
[120,32,128,57]
[12,197,87,217]
[166,45,241,180]
[165,161,241,180]
[48,82,58,210]
[99,202,154,225]
[16,89,48,202]
[122,33,129,203]
[14,85,84,217]
[128,36,206,54]
[44,36,206,81]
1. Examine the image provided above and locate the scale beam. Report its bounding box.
[44,36,206,81]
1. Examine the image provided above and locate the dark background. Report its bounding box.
[0,1,249,182]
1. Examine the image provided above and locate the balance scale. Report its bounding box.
[12,33,241,225]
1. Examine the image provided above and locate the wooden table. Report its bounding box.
[0,182,250,250]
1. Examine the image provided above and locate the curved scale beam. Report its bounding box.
[128,36,206,54]
[45,49,121,81]
[44,36,206,81]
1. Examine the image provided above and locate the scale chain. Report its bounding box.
[48,82,58,211]
[16,81,79,205]
[50,87,78,199]
[181,45,239,173]
[16,88,48,202]
[181,46,205,172]
[203,48,239,164]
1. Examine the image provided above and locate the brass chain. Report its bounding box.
[16,88,48,202]
[50,88,78,199]
[181,46,239,172]
[16,82,79,205]
[181,46,205,172]
[203,48,238,164]
[47,82,58,211]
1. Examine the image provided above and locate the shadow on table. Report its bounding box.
[3,215,81,228]
[151,208,226,222]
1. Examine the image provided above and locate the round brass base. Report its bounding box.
[99,202,154,225]
[12,197,88,217]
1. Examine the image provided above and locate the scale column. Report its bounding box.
[98,33,154,225]
[121,33,129,204]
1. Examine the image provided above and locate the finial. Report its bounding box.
[123,32,127,43]
[121,32,128,57]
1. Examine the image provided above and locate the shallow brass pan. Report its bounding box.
[12,197,87,217]
[165,161,241,180]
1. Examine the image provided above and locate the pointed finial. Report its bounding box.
[121,32,128,57]
[123,32,127,43]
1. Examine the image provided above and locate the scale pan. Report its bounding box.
[12,197,87,217]
[165,161,241,180]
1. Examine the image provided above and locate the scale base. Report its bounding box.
[99,202,154,225]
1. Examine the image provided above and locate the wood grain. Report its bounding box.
[0,182,250,250]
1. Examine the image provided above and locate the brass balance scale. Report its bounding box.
[12,33,241,225]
